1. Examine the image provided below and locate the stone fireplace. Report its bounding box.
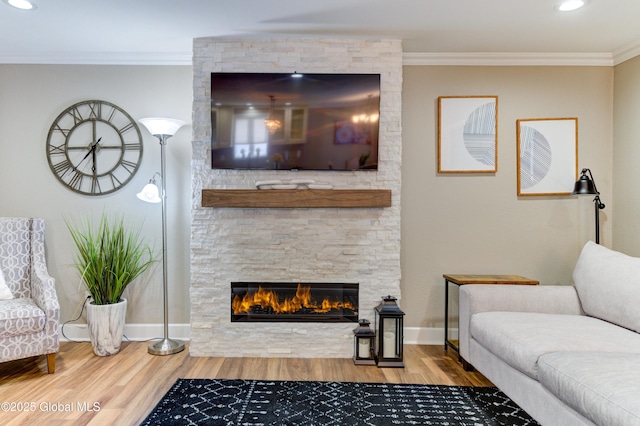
[190,37,403,358]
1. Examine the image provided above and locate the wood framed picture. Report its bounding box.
[516,117,578,196]
[437,96,498,173]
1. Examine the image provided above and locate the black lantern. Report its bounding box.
[353,319,376,365]
[374,295,405,368]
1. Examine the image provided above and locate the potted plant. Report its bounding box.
[66,213,155,356]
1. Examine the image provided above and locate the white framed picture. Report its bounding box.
[517,117,578,196]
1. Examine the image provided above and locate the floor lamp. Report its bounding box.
[137,117,186,355]
[571,168,606,244]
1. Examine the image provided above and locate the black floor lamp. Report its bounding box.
[572,168,606,244]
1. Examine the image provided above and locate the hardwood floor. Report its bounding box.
[0,342,492,425]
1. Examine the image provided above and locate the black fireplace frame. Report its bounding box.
[231,282,359,323]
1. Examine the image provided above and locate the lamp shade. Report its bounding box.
[139,117,185,137]
[571,174,598,195]
[6,0,36,10]
[136,183,161,203]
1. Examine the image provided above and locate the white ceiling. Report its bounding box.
[2,0,640,65]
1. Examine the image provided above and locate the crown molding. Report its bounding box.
[612,39,640,65]
[403,52,614,67]
[2,47,638,67]
[0,51,192,65]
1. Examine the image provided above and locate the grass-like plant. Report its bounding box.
[66,214,156,305]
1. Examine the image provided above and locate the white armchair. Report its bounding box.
[0,217,60,373]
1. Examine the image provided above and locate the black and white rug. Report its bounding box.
[141,379,539,426]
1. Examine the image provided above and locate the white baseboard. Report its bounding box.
[404,327,456,345]
[60,324,450,346]
[59,323,191,342]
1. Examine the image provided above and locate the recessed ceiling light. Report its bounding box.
[557,0,586,12]
[3,0,37,10]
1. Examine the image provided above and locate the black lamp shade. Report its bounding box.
[572,174,598,195]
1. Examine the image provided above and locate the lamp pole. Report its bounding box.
[138,117,185,356]
[593,194,603,244]
[148,133,185,355]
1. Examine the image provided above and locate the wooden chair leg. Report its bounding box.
[46,353,56,374]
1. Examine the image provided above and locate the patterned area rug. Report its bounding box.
[141,379,539,425]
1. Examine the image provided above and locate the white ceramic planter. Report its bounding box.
[86,298,127,356]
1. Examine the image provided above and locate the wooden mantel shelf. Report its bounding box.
[201,189,392,208]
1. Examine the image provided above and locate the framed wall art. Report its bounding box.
[437,96,498,173]
[516,117,578,196]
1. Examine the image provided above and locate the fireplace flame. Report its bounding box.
[232,283,356,315]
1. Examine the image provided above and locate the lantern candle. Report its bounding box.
[383,321,396,358]
[358,338,371,358]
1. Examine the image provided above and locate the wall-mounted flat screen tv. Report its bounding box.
[210,72,380,171]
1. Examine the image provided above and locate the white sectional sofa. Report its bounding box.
[459,241,640,426]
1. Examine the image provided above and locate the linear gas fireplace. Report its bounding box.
[231,282,359,323]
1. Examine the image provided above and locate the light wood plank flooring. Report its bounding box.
[0,342,492,426]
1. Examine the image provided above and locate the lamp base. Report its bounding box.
[148,338,185,356]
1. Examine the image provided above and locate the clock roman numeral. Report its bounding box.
[123,143,141,151]
[88,102,102,119]
[105,107,117,123]
[53,160,72,177]
[91,176,101,194]
[68,107,84,125]
[119,122,135,134]
[68,170,84,190]
[48,144,66,156]
[53,124,71,137]
[119,159,139,174]
[109,173,123,188]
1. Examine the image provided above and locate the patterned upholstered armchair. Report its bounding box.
[0,217,60,373]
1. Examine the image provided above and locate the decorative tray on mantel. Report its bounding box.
[255,179,333,190]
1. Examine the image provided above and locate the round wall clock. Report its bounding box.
[46,100,143,196]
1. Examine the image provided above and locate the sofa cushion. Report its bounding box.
[573,241,640,333]
[538,352,640,426]
[0,298,46,338]
[470,311,640,379]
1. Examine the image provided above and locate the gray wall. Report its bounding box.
[613,55,640,256]
[0,64,192,328]
[0,60,619,336]
[401,65,613,328]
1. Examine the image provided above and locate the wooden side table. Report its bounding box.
[443,274,539,362]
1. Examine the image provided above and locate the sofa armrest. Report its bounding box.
[458,284,583,363]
